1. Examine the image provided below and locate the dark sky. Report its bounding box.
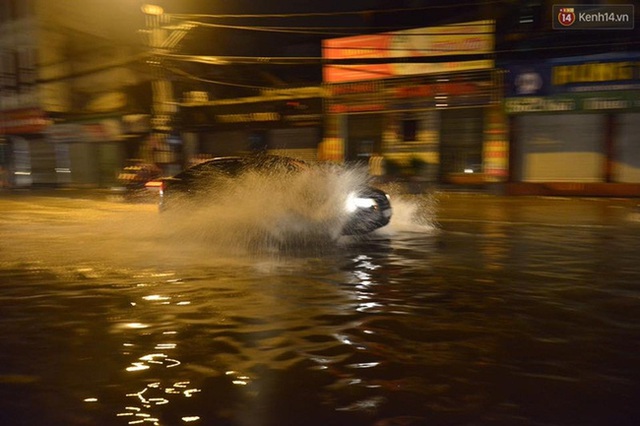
[133,0,490,94]
[132,1,638,94]
[147,0,487,55]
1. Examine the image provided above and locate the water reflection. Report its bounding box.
[2,195,640,425]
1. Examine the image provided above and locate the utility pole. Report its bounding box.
[141,4,194,175]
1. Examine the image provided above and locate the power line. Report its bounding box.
[181,20,494,37]
[169,1,500,20]
[158,39,639,67]
[166,65,271,90]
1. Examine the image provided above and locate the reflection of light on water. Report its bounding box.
[121,380,202,424]
[125,352,180,371]
[226,370,252,386]
[143,294,171,303]
[125,322,148,329]
[155,343,177,350]
[347,362,379,369]
[126,362,150,372]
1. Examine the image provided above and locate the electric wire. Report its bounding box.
[169,1,501,20]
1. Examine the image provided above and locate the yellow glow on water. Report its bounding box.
[183,388,201,397]
[155,343,177,350]
[143,294,170,302]
[125,322,148,329]
[126,362,149,372]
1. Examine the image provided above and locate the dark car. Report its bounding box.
[145,154,392,236]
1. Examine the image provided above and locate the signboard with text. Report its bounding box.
[505,91,640,114]
[322,21,495,83]
[504,52,640,100]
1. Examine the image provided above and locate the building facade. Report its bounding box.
[0,0,149,188]
[180,87,324,164]
[320,20,508,188]
[504,52,640,196]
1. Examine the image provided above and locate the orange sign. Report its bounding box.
[323,20,495,83]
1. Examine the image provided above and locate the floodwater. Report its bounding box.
[1,184,640,426]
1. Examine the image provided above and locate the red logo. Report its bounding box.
[557,7,576,27]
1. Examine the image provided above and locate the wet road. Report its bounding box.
[1,190,640,426]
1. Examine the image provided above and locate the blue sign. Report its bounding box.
[504,52,640,97]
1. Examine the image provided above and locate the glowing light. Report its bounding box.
[84,397,98,402]
[464,168,474,174]
[184,388,201,397]
[141,4,164,16]
[143,294,170,302]
[155,343,176,350]
[126,322,148,329]
[127,362,150,372]
[345,193,376,213]
[347,362,379,369]
[182,416,201,423]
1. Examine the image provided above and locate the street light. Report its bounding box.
[141,4,163,16]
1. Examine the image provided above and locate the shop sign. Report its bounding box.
[327,103,386,113]
[184,98,323,128]
[323,20,495,83]
[216,112,280,124]
[505,91,640,114]
[393,81,483,98]
[505,52,640,97]
[46,119,123,142]
[0,108,50,134]
[329,81,381,96]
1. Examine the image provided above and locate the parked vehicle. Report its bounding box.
[116,160,162,200]
[145,154,392,236]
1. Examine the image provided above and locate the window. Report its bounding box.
[402,119,418,142]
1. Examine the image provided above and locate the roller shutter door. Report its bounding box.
[517,114,605,182]
[613,113,640,183]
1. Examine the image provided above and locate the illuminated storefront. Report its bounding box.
[181,89,324,163]
[321,20,508,186]
[504,52,640,196]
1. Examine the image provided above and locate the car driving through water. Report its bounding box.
[145,154,392,236]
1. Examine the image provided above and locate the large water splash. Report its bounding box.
[1,163,437,273]
[157,163,372,252]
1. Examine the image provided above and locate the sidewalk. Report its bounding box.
[431,191,640,227]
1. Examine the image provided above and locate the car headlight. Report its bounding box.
[345,192,377,213]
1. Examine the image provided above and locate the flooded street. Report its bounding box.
[1,191,640,425]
